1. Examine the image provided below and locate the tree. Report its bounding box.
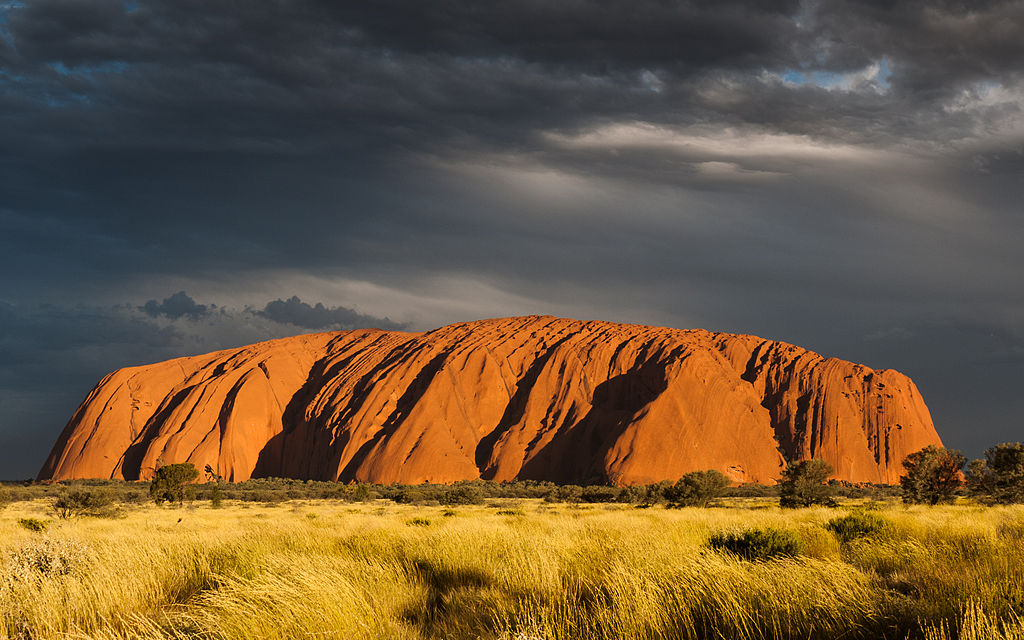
[900,445,965,505]
[149,462,199,505]
[664,470,731,508]
[53,488,114,518]
[204,464,224,508]
[439,485,485,505]
[779,459,836,508]
[967,442,1024,504]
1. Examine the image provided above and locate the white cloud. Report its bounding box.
[547,121,900,167]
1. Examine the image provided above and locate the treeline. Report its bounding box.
[0,474,899,509]
[2,442,1019,514]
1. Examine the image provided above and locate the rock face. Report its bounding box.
[39,316,942,485]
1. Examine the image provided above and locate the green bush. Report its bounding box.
[825,511,893,543]
[616,484,651,504]
[543,485,583,503]
[352,484,374,502]
[17,517,49,532]
[149,463,200,505]
[53,488,115,519]
[708,527,805,560]
[241,490,284,504]
[439,485,484,505]
[664,470,731,508]
[209,483,223,508]
[967,442,1024,504]
[580,485,619,503]
[780,459,837,508]
[900,445,965,505]
[393,489,428,504]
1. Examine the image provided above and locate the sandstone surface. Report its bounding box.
[39,316,942,484]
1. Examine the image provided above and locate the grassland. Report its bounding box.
[1,498,1022,640]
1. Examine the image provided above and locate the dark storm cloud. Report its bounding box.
[141,291,210,320]
[257,296,406,331]
[0,0,1022,476]
[2,0,1019,165]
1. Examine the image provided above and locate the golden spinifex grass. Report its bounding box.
[0,499,1022,639]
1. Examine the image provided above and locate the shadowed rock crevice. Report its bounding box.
[519,356,669,484]
[475,334,575,478]
[118,385,198,480]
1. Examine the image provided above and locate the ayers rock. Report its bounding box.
[39,316,942,485]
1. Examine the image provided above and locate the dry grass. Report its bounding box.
[1,498,1021,639]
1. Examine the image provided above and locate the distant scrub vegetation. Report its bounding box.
[0,475,903,508]
[2,442,1021,510]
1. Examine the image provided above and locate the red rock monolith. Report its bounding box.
[38,316,942,484]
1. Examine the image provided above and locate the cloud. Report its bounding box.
[256,296,407,331]
[140,291,209,320]
[0,0,1021,477]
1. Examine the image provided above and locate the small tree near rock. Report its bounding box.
[149,462,199,505]
[967,442,1024,505]
[664,470,731,508]
[900,445,965,505]
[204,464,224,508]
[779,459,837,508]
[53,488,114,518]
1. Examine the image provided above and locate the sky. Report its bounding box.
[1,0,1022,479]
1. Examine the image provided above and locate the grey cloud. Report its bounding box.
[256,296,407,331]
[141,291,210,320]
[2,0,1020,164]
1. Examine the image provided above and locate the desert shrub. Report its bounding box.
[496,508,525,516]
[17,517,49,532]
[544,484,583,503]
[242,490,284,504]
[780,459,837,508]
[209,483,223,508]
[352,483,374,502]
[149,462,199,505]
[901,445,966,505]
[53,488,115,518]
[439,485,485,505]
[708,527,805,560]
[613,481,679,504]
[407,517,431,527]
[6,537,91,580]
[664,469,731,508]
[825,511,893,543]
[968,442,1024,505]
[119,489,148,504]
[393,489,428,504]
[0,487,11,509]
[580,485,619,503]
